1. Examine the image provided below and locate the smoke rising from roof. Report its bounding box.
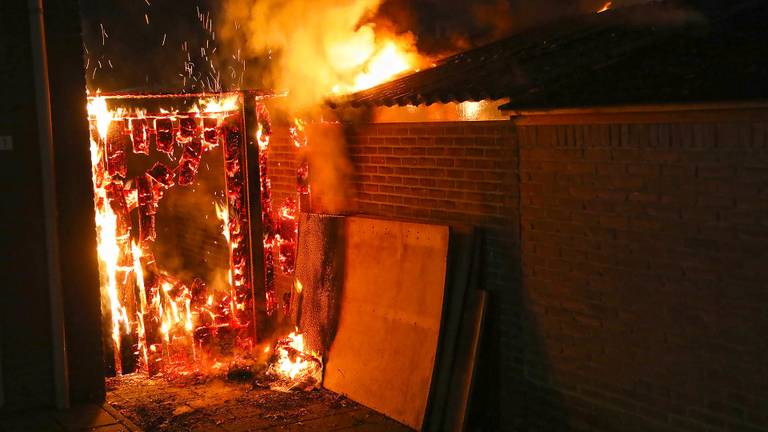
[218,0,425,113]
[79,0,662,95]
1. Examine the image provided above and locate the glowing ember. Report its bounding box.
[131,242,149,370]
[290,118,310,195]
[87,93,254,376]
[597,1,612,13]
[88,92,316,380]
[254,110,306,316]
[267,329,323,391]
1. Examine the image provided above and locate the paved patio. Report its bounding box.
[0,375,411,432]
[0,403,135,431]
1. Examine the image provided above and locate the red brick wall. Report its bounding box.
[341,121,522,429]
[266,128,298,210]
[263,128,300,321]
[334,117,768,431]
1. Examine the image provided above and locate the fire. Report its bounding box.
[256,124,269,151]
[214,201,230,244]
[86,92,309,379]
[87,93,258,376]
[597,1,612,13]
[131,242,149,367]
[88,95,130,372]
[96,195,127,357]
[290,118,307,149]
[268,329,322,390]
[197,94,241,113]
[331,35,419,94]
[275,331,309,379]
[87,95,114,141]
[157,280,194,345]
[220,0,425,107]
[294,279,303,294]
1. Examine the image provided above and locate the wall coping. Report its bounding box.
[505,101,768,125]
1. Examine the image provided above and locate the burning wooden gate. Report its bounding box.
[86,91,304,377]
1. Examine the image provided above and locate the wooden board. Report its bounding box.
[424,227,479,431]
[442,289,487,432]
[324,217,449,430]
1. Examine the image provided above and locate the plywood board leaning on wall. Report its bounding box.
[324,217,449,430]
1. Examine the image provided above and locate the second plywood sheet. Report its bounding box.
[324,217,449,430]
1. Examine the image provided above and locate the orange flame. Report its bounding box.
[131,242,149,368]
[220,0,424,108]
[294,279,303,294]
[214,201,230,244]
[268,328,323,390]
[87,95,130,372]
[256,124,270,151]
[330,34,419,94]
[597,1,612,13]
[87,94,252,375]
[196,94,241,113]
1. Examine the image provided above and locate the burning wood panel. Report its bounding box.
[87,92,315,384]
[87,93,259,376]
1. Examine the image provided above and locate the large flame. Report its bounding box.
[220,0,424,109]
[328,29,419,95]
[87,95,132,372]
[86,93,258,376]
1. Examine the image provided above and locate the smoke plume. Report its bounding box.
[219,0,421,113]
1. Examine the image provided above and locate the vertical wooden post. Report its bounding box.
[242,92,267,343]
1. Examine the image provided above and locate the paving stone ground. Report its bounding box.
[0,403,133,431]
[0,375,411,432]
[105,374,412,431]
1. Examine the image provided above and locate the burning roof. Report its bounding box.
[332,0,768,110]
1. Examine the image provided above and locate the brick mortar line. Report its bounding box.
[524,375,761,432]
[354,206,512,224]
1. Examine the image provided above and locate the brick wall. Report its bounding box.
[263,128,302,325]
[328,116,768,431]
[340,121,522,429]
[266,121,522,428]
[266,128,299,210]
[514,120,768,431]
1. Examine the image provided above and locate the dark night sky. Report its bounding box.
[77,0,613,93]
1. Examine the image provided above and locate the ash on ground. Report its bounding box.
[106,372,411,431]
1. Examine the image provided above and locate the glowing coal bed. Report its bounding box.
[87,92,318,390]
